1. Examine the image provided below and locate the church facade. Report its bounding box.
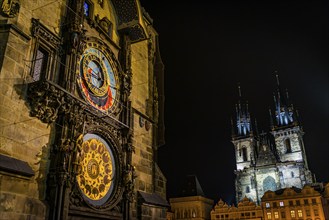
[231,79,314,204]
[0,0,167,219]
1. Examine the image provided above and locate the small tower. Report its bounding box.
[270,75,306,164]
[232,84,256,171]
[270,74,313,188]
[232,85,258,203]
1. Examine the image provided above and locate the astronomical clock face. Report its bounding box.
[77,43,119,112]
[76,134,115,206]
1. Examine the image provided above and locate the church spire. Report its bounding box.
[232,84,252,138]
[271,74,297,128]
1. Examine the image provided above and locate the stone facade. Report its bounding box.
[170,196,214,220]
[169,175,214,220]
[0,0,167,219]
[232,82,313,204]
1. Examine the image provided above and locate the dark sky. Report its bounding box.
[140,0,329,203]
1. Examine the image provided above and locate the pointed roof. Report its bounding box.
[180,175,205,197]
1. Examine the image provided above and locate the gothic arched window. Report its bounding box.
[263,176,277,193]
[285,138,292,153]
[242,148,248,161]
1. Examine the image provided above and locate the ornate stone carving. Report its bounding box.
[27,80,126,129]
[31,18,62,47]
[1,0,20,17]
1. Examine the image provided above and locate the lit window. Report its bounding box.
[266,203,270,208]
[297,210,303,217]
[274,212,279,219]
[291,210,295,218]
[84,1,90,16]
[279,201,284,207]
[267,212,272,219]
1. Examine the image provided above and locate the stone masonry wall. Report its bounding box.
[0,1,64,219]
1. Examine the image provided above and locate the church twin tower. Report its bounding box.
[231,76,314,204]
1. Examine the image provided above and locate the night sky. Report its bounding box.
[140,0,329,204]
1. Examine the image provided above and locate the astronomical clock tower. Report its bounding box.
[232,78,313,204]
[0,0,167,219]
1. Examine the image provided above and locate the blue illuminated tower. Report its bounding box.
[270,75,313,187]
[232,85,258,202]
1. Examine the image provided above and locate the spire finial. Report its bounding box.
[238,82,242,97]
[275,71,280,86]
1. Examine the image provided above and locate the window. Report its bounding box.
[84,1,90,16]
[266,202,271,208]
[312,198,317,204]
[304,199,309,205]
[246,186,250,193]
[267,212,272,219]
[291,171,295,178]
[83,0,93,19]
[297,210,303,218]
[281,211,286,218]
[273,202,277,208]
[285,138,292,153]
[31,19,60,83]
[274,212,279,219]
[252,212,255,216]
[296,200,300,206]
[289,200,294,206]
[192,210,196,218]
[32,48,49,81]
[242,148,247,161]
[263,176,277,192]
[280,201,284,207]
[314,209,319,216]
[290,210,295,218]
[306,210,310,216]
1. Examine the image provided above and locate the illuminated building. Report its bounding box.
[169,175,214,220]
[231,78,314,204]
[211,183,329,220]
[0,0,167,219]
[211,197,263,220]
[261,183,329,220]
